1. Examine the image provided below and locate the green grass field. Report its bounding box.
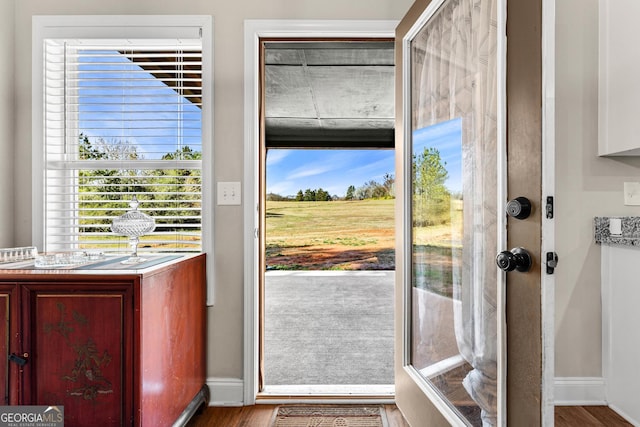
[266,199,395,270]
[266,197,462,296]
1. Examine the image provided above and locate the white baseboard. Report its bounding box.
[207,377,244,406]
[554,377,606,405]
[208,377,607,408]
[608,403,640,427]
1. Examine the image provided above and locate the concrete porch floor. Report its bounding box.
[263,270,394,388]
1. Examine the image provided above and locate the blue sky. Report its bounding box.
[266,119,462,198]
[78,49,202,159]
[413,118,463,193]
[266,149,395,198]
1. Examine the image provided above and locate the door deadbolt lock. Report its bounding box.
[496,247,533,272]
[506,197,532,220]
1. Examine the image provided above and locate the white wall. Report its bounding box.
[555,0,640,379]
[0,0,14,247]
[10,0,412,385]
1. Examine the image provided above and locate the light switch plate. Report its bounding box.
[217,182,241,205]
[624,182,640,206]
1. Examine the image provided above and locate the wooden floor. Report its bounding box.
[187,404,631,426]
[555,406,633,426]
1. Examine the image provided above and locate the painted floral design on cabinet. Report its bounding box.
[43,302,114,400]
[34,293,124,426]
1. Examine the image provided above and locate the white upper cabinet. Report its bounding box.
[599,0,640,156]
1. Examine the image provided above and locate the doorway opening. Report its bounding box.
[258,40,395,397]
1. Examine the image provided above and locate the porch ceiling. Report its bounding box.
[264,41,395,149]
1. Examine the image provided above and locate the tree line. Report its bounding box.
[78,134,201,233]
[79,133,453,232]
[266,173,395,202]
[269,146,455,230]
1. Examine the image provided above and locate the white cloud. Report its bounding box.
[287,165,333,180]
[266,149,292,166]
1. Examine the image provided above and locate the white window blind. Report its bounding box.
[43,39,203,253]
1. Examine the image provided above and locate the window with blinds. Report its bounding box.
[43,40,203,253]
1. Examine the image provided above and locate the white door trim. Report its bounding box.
[242,19,398,405]
[541,0,556,424]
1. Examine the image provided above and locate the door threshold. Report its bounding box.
[257,384,395,404]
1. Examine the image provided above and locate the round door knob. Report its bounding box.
[496,247,532,272]
[506,197,532,220]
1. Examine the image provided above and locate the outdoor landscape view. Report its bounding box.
[265,135,460,272]
[266,149,395,270]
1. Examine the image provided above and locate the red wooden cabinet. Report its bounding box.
[0,283,19,406]
[0,254,208,427]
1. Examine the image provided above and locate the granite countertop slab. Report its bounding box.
[595,216,640,246]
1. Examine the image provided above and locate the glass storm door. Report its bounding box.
[395,0,546,425]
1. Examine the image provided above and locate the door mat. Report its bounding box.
[271,405,387,427]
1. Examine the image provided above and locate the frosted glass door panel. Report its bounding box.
[408,0,501,425]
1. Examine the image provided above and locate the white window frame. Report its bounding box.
[33,15,215,305]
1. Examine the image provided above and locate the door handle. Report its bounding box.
[8,353,29,366]
[496,247,532,272]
